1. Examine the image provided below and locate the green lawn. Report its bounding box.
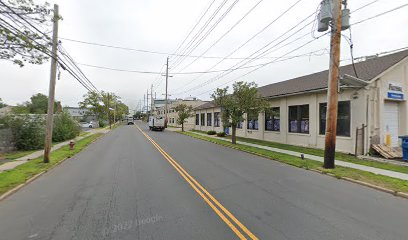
[1,150,37,161]
[182,132,408,193]
[0,133,103,196]
[191,130,408,175]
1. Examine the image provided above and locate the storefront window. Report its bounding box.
[319,101,351,137]
[214,112,220,127]
[200,113,205,126]
[207,113,212,126]
[288,105,309,134]
[265,107,280,131]
[247,111,259,130]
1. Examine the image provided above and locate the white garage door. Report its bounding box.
[384,102,399,147]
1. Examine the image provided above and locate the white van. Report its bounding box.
[148,116,165,131]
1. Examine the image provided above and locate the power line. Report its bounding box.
[171,0,241,70]
[172,11,315,95]
[58,44,100,93]
[171,0,217,56]
[177,0,265,72]
[58,37,276,60]
[0,11,98,94]
[195,33,329,97]
[170,0,308,93]
[169,0,230,69]
[353,3,408,26]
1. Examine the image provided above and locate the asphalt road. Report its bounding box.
[0,122,407,240]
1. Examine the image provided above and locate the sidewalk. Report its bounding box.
[189,131,408,181]
[0,128,109,173]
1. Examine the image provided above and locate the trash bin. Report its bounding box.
[398,136,408,161]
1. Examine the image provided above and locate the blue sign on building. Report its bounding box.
[387,92,404,100]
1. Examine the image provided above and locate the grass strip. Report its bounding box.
[191,130,408,175]
[0,133,103,195]
[182,132,408,193]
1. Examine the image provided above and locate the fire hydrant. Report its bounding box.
[69,141,75,150]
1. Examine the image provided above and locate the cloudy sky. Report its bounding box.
[1,0,407,111]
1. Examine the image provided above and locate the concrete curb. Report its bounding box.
[180,132,408,200]
[0,133,106,202]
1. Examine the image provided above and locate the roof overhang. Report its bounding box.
[340,74,369,87]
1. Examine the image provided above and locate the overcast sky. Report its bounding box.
[1,0,407,111]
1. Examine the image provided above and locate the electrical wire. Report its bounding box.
[171,0,241,71]
[172,13,315,95]
[353,3,408,26]
[170,0,310,93]
[177,0,265,72]
[58,37,276,60]
[171,0,217,56]
[195,32,329,97]
[170,0,230,68]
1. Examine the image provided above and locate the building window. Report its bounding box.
[319,101,351,137]
[207,113,212,126]
[247,111,259,130]
[236,121,243,129]
[196,114,199,125]
[214,112,221,127]
[288,105,309,134]
[201,113,205,126]
[265,107,280,131]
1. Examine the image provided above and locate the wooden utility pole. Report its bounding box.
[165,57,169,126]
[150,84,154,114]
[323,0,342,169]
[43,4,59,163]
[146,89,149,113]
[108,93,111,129]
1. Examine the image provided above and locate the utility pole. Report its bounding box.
[146,89,149,113]
[143,94,146,113]
[323,0,343,169]
[165,57,169,126]
[43,4,59,163]
[108,93,111,129]
[150,84,154,114]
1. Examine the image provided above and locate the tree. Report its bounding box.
[0,98,7,108]
[79,91,129,123]
[11,93,61,114]
[0,0,56,67]
[212,81,268,144]
[174,104,193,132]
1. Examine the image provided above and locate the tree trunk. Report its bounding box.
[182,123,184,132]
[231,125,237,144]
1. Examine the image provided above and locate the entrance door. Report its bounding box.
[384,101,399,147]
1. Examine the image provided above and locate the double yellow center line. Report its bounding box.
[136,125,258,240]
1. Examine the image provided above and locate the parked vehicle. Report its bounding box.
[148,116,165,131]
[80,121,93,128]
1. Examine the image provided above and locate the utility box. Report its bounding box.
[398,136,408,161]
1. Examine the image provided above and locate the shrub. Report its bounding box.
[5,115,45,150]
[99,120,106,128]
[216,132,226,137]
[207,130,216,135]
[52,111,81,142]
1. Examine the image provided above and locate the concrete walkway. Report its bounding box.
[190,131,408,181]
[0,128,109,173]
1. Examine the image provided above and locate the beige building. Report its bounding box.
[157,98,207,130]
[194,50,408,155]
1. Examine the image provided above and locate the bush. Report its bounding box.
[5,115,45,150]
[52,111,81,142]
[216,132,226,137]
[99,120,106,128]
[207,130,216,135]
